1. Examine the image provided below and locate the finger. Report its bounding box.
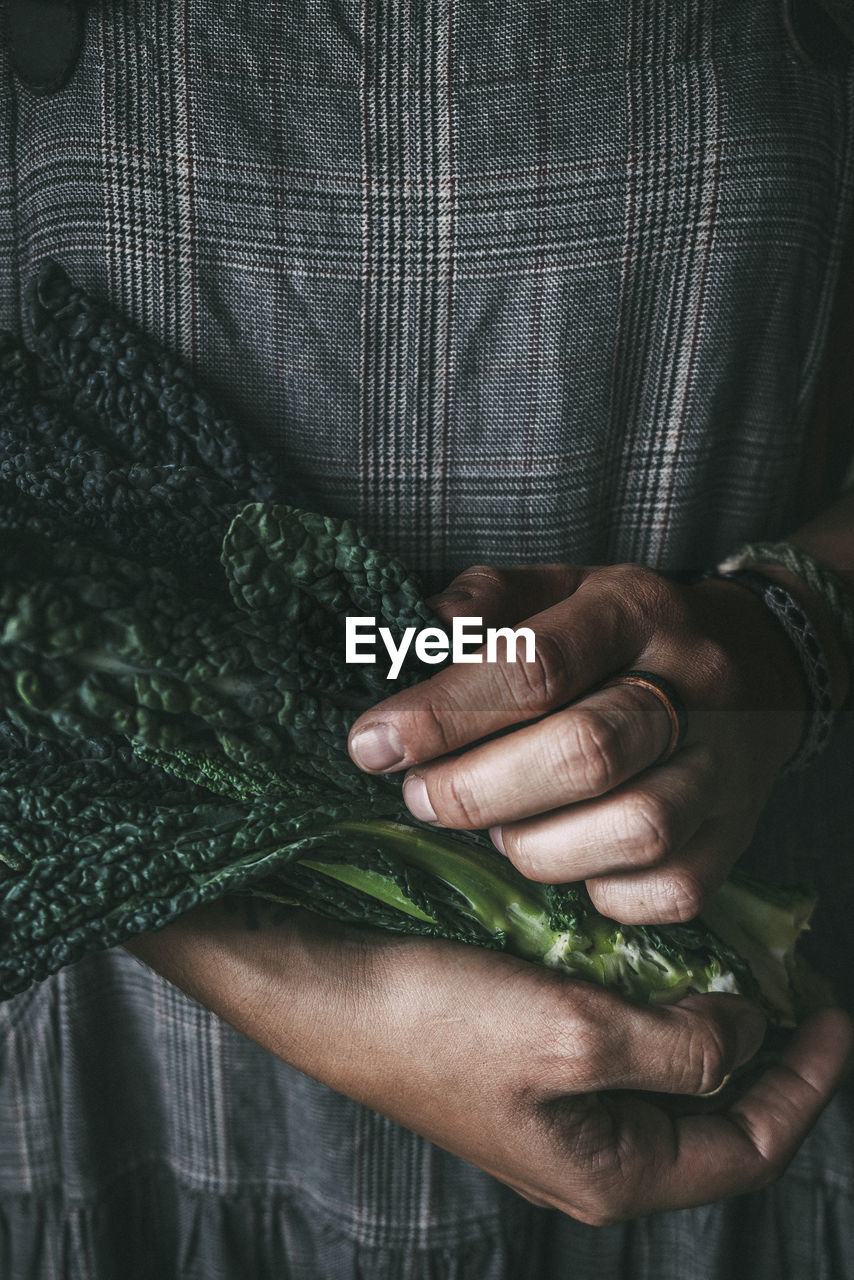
[483,743,712,883]
[584,812,754,924]
[537,984,766,1097]
[402,681,676,829]
[348,571,645,773]
[629,1006,854,1216]
[427,564,585,627]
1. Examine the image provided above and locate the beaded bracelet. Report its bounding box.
[708,564,835,773]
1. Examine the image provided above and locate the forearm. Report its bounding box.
[120,895,851,1225]
[123,904,381,1096]
[123,905,465,1123]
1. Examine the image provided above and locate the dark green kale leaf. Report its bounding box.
[0,263,823,1023]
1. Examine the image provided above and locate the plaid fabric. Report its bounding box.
[5,0,854,587]
[2,1,854,1275]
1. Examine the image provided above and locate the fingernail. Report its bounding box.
[403,775,438,823]
[349,724,405,772]
[735,1007,767,1068]
[489,825,506,855]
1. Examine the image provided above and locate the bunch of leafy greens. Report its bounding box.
[0,262,823,1023]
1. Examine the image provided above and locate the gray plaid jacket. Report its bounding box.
[2,2,854,1276]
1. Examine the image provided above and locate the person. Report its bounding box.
[2,0,854,1275]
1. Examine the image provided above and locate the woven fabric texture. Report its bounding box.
[4,0,854,586]
[2,1,854,1276]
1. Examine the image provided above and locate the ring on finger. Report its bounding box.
[602,669,687,764]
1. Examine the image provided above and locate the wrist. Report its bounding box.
[687,574,809,766]
[698,566,841,771]
[717,536,854,712]
[739,562,850,711]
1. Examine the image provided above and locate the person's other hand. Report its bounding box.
[348,564,822,924]
[125,904,852,1223]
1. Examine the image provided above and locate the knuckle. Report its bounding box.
[692,633,736,699]
[539,985,620,1089]
[507,627,572,716]
[536,986,599,1071]
[603,564,677,636]
[565,711,622,796]
[618,794,675,867]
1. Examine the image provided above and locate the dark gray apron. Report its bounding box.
[1,2,854,1275]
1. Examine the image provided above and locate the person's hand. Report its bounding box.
[125,903,852,1224]
[347,563,827,924]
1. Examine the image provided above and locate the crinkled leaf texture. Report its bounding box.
[0,263,818,1023]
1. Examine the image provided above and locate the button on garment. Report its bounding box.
[5,0,87,96]
[2,2,854,1276]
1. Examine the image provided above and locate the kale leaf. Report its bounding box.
[0,263,823,1024]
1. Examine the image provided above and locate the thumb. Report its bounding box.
[426,563,585,628]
